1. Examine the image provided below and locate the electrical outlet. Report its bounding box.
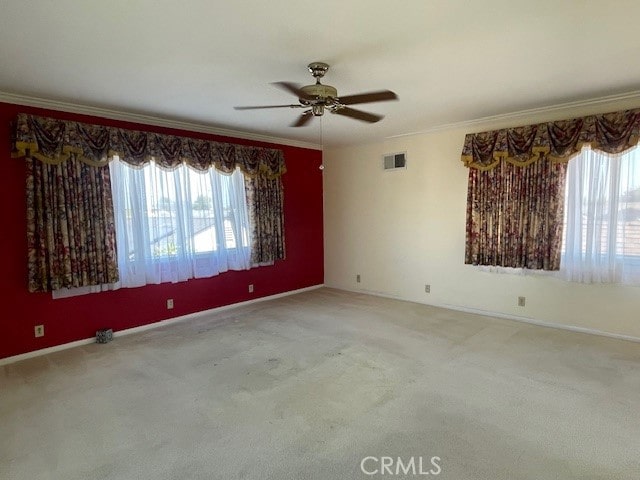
[248,284,254,293]
[425,284,431,293]
[518,296,526,307]
[167,298,174,309]
[34,325,44,338]
[356,274,361,283]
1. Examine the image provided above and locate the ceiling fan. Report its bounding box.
[234,62,398,127]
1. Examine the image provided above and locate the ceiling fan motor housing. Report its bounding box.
[299,84,338,105]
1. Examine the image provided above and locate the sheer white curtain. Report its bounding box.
[561,146,640,285]
[109,158,252,288]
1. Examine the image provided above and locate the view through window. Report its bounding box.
[562,145,640,284]
[110,158,252,288]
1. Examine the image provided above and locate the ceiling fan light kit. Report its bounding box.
[234,62,398,127]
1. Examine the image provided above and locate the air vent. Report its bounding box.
[383,152,407,170]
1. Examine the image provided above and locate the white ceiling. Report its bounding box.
[2,0,640,148]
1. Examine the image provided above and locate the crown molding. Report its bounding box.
[387,89,640,140]
[0,91,322,151]
[6,89,640,149]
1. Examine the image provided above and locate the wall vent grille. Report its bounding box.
[383,152,407,170]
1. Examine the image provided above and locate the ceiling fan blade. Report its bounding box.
[336,90,398,105]
[332,107,383,123]
[291,111,314,127]
[273,81,315,101]
[234,104,302,110]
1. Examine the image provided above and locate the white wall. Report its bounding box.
[323,101,640,340]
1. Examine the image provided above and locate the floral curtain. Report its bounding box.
[26,157,119,292]
[461,108,640,271]
[12,113,287,177]
[244,175,285,265]
[461,109,640,170]
[465,160,567,270]
[13,113,288,292]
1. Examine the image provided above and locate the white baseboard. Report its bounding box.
[6,283,635,367]
[329,285,640,344]
[437,302,640,344]
[0,284,324,366]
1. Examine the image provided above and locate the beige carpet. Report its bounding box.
[1,288,639,479]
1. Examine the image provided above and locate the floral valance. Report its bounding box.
[11,113,286,178]
[461,108,640,170]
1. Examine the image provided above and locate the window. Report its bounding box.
[13,113,287,298]
[561,145,640,285]
[110,158,252,288]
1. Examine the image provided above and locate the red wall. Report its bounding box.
[0,102,324,360]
